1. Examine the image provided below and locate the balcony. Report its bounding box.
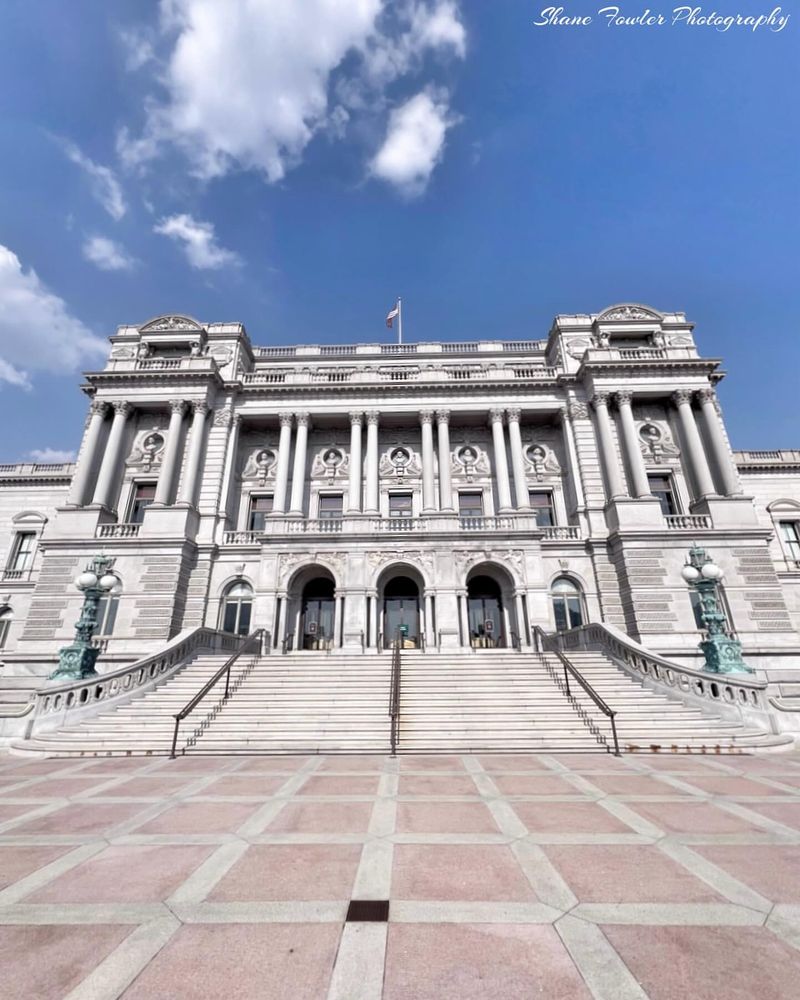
[96,523,141,539]
[240,362,558,388]
[1,568,32,582]
[664,514,713,530]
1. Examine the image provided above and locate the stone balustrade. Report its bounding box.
[96,522,141,539]
[665,514,713,530]
[240,363,558,387]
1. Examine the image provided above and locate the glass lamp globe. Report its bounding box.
[701,563,724,581]
[98,573,118,592]
[76,570,98,590]
[681,565,700,583]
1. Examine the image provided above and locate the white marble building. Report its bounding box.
[1,304,799,699]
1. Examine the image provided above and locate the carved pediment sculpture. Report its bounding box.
[311,446,350,480]
[379,444,422,479]
[139,314,204,333]
[597,304,662,322]
[637,420,680,464]
[126,425,167,472]
[241,446,279,483]
[524,441,561,481]
[452,444,490,478]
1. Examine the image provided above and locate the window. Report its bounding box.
[221,581,253,636]
[529,491,555,527]
[318,494,344,520]
[458,492,483,518]
[648,474,678,516]
[0,612,10,649]
[95,594,119,636]
[9,532,35,573]
[128,483,156,524]
[389,493,414,518]
[248,495,273,532]
[779,521,800,564]
[551,577,584,631]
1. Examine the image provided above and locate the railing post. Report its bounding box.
[170,716,180,759]
[609,714,621,756]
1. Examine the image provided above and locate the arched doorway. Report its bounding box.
[300,577,336,649]
[382,575,421,649]
[466,575,506,648]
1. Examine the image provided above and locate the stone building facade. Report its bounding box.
[1,304,799,693]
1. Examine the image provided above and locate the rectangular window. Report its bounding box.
[95,596,119,637]
[318,494,344,520]
[128,483,156,524]
[248,495,273,532]
[529,491,555,527]
[458,492,483,518]
[648,474,678,516]
[9,532,35,573]
[389,493,414,518]
[0,617,9,649]
[779,521,800,563]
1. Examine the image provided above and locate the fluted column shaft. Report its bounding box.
[348,412,363,513]
[289,412,310,515]
[698,388,741,496]
[364,412,380,513]
[92,402,132,509]
[420,411,436,512]
[614,392,650,498]
[68,401,108,506]
[506,408,531,510]
[178,402,209,506]
[489,409,513,512]
[591,393,626,500]
[218,413,242,519]
[436,410,453,510]
[272,414,293,514]
[154,401,186,505]
[673,390,716,499]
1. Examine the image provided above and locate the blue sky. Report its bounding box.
[0,0,797,461]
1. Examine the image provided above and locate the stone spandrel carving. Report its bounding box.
[565,337,592,359]
[523,434,561,481]
[207,345,233,366]
[379,444,422,478]
[452,443,490,477]
[126,424,167,472]
[241,447,278,483]
[637,420,680,464]
[311,446,350,479]
[139,314,204,333]
[597,304,662,322]
[110,345,136,359]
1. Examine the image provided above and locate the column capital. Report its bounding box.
[365,410,380,426]
[420,410,435,426]
[294,411,311,427]
[488,407,505,425]
[112,401,133,418]
[191,400,210,416]
[168,399,187,416]
[349,411,363,426]
[435,409,450,425]
[590,392,610,410]
[697,387,717,405]
[672,389,693,407]
[89,400,109,417]
[278,412,294,428]
[568,400,589,420]
[614,390,634,408]
[506,407,522,423]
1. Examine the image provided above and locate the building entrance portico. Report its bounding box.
[285,566,340,651]
[465,564,519,649]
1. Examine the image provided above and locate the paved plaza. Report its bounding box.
[1,750,800,999]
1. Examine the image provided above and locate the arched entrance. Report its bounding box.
[464,563,520,649]
[300,577,335,649]
[382,575,421,649]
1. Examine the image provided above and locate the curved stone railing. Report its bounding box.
[26,627,242,738]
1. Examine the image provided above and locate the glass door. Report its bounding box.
[384,596,420,648]
[467,587,505,648]
[301,596,335,649]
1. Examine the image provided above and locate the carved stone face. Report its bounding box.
[527,445,546,463]
[323,448,343,468]
[255,448,276,469]
[390,447,410,468]
[458,446,477,464]
[640,423,662,443]
[142,433,165,455]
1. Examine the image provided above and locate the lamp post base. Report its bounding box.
[49,643,100,682]
[700,634,754,674]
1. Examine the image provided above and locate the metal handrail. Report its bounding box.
[170,629,264,757]
[388,629,402,756]
[532,626,620,755]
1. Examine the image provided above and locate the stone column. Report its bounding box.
[560,406,586,511]
[590,393,626,500]
[272,413,293,514]
[334,594,344,647]
[364,411,380,514]
[348,412,363,513]
[436,410,454,510]
[614,391,650,498]
[515,592,528,646]
[92,401,132,509]
[420,410,436,512]
[154,400,187,505]
[697,388,742,496]
[367,592,378,648]
[489,409,513,513]
[457,592,468,646]
[288,412,310,515]
[68,401,108,506]
[506,408,531,510]
[218,413,242,521]
[424,592,435,646]
[673,390,716,499]
[178,402,210,506]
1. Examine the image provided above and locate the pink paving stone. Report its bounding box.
[544,845,724,903]
[477,754,557,772]
[398,774,479,796]
[399,755,466,771]
[0,759,82,776]
[266,800,373,833]
[738,802,800,831]
[121,923,340,1000]
[26,844,215,903]
[0,924,131,1000]
[234,755,312,772]
[583,773,684,795]
[200,774,287,797]
[384,924,591,1000]
[11,777,118,799]
[491,774,581,796]
[763,772,800,789]
[677,774,789,796]
[512,800,633,834]
[392,844,536,901]
[627,800,766,834]
[74,757,160,773]
[297,774,381,796]
[0,802,43,825]
[396,801,499,834]
[10,801,150,835]
[0,845,71,890]
[209,844,362,901]
[155,756,232,773]
[635,755,723,771]
[90,775,202,798]
[693,844,800,903]
[136,800,261,834]
[546,753,634,771]
[601,925,800,1000]
[319,755,387,772]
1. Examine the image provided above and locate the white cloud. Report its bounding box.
[28,448,76,463]
[0,244,106,389]
[118,26,155,71]
[153,213,241,269]
[370,89,459,196]
[62,141,127,220]
[83,236,137,272]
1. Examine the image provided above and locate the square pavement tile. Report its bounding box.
[765,772,800,790]
[477,754,563,772]
[0,924,131,1000]
[512,800,633,834]
[200,774,288,797]
[383,924,590,1000]
[626,800,770,834]
[392,844,536,901]
[135,801,262,835]
[0,802,43,825]
[582,773,686,796]
[692,844,800,903]
[399,755,466,772]
[156,756,233,774]
[25,844,215,903]
[0,759,82,777]
[544,845,724,903]
[395,801,499,834]
[209,844,362,901]
[5,777,115,799]
[398,774,479,797]
[490,774,581,796]
[266,801,373,834]
[9,801,149,835]
[75,757,163,773]
[728,801,800,831]
[319,755,387,772]
[546,753,634,771]
[88,775,202,798]
[676,774,791,797]
[601,925,800,1000]
[120,923,340,1000]
[234,756,312,773]
[634,755,722,772]
[0,845,72,890]
[298,774,381,796]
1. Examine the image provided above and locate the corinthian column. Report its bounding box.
[348,412,363,513]
[218,413,242,520]
[506,408,531,510]
[420,410,436,512]
[673,389,716,499]
[697,388,742,496]
[436,410,454,510]
[178,401,210,506]
[590,393,625,500]
[489,409,513,513]
[364,411,380,514]
[67,400,108,506]
[288,412,310,515]
[614,391,650,498]
[272,413,293,514]
[154,400,186,505]
[92,401,132,509]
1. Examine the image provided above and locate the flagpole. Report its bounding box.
[397,297,403,345]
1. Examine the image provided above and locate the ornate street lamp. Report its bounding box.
[49,555,118,682]
[680,545,753,674]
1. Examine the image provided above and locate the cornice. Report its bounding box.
[576,358,721,379]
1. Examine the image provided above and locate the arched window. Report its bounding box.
[551,577,584,631]
[95,576,122,637]
[221,581,253,636]
[0,609,11,649]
